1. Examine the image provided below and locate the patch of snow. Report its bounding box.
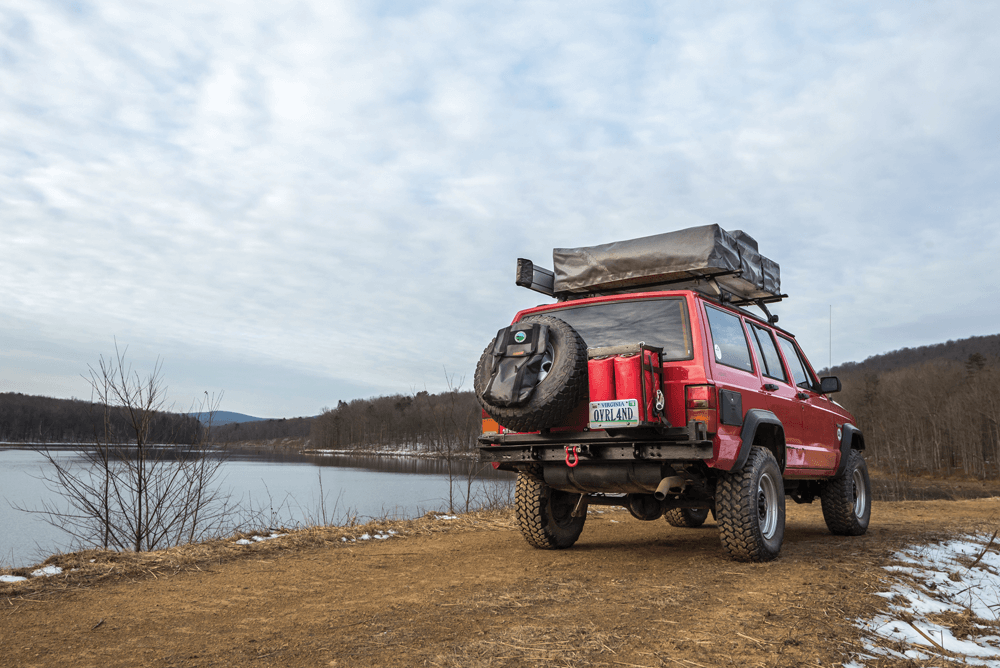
[0,574,27,583]
[31,566,62,577]
[235,532,285,546]
[358,533,371,541]
[854,533,1000,666]
[436,515,457,521]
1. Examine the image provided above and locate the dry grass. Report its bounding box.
[0,507,517,600]
[870,468,1000,501]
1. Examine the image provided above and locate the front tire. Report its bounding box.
[664,507,710,528]
[715,447,785,562]
[515,471,586,549]
[820,449,871,536]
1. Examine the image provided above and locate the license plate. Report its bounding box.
[589,399,640,429]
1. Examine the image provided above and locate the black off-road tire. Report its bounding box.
[820,449,871,536]
[515,471,586,549]
[664,507,710,528]
[715,446,785,562]
[475,315,588,433]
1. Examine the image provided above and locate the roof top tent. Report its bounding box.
[515,223,784,316]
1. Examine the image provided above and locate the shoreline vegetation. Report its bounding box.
[0,506,516,596]
[4,468,1000,585]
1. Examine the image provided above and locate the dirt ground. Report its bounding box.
[2,497,999,668]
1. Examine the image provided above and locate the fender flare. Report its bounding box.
[835,424,866,477]
[732,409,786,473]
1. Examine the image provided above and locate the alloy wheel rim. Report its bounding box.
[536,344,555,382]
[852,468,867,518]
[756,472,778,539]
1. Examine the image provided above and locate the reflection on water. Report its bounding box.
[0,445,513,569]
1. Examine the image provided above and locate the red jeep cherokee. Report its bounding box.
[476,227,870,562]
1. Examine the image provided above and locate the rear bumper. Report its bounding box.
[478,423,714,467]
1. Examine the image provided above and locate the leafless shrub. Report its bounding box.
[17,343,232,552]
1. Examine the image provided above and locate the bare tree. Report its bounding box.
[19,343,233,552]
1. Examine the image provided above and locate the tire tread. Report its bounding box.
[715,447,784,562]
[820,449,871,536]
[475,315,588,433]
[515,472,584,549]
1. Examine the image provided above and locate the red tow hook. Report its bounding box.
[565,445,579,468]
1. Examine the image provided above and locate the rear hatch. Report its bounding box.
[515,292,700,431]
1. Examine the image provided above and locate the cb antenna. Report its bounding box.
[829,305,832,371]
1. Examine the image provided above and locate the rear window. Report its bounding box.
[535,298,693,361]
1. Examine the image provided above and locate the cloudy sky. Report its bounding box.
[2,1,998,418]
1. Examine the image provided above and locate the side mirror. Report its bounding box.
[819,376,841,394]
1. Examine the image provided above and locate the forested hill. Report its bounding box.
[208,390,481,452]
[305,390,480,452]
[209,416,314,443]
[824,333,1000,376]
[0,392,201,444]
[0,388,480,450]
[829,333,1000,479]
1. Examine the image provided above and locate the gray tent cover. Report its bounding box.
[552,224,781,302]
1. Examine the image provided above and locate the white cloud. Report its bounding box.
[1,0,998,414]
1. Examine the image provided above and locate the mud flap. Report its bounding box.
[482,323,550,407]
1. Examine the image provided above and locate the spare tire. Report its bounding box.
[475,315,588,432]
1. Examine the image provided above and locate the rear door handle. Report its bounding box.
[796,392,809,400]
[763,384,778,391]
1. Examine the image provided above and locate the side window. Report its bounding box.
[750,324,788,383]
[777,336,815,391]
[705,306,754,373]
[746,325,766,376]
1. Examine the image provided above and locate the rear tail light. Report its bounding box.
[685,384,718,433]
[481,409,501,435]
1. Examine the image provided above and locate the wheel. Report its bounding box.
[664,507,710,528]
[820,449,871,536]
[515,471,586,549]
[475,315,588,432]
[715,446,785,562]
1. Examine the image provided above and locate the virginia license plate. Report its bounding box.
[589,399,640,429]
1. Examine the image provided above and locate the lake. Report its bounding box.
[0,445,514,569]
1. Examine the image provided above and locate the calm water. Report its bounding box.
[0,445,513,568]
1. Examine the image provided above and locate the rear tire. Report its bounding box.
[664,507,710,528]
[820,449,871,536]
[715,446,785,562]
[515,471,586,549]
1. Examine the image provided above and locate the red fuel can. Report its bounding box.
[613,353,645,419]
[588,356,616,402]
[613,351,661,422]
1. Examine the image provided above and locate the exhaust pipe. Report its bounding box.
[654,476,685,501]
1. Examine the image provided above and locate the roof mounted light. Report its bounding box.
[515,258,555,297]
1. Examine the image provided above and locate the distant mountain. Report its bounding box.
[190,411,269,426]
